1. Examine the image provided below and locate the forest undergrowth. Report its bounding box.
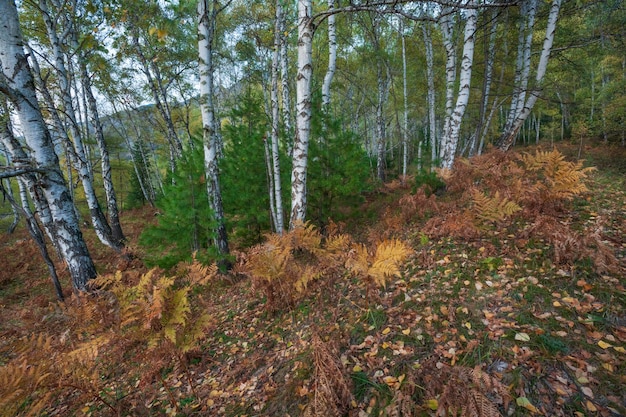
[0,143,624,417]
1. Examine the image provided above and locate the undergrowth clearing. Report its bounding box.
[0,144,624,417]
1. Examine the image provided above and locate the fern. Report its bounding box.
[346,239,412,288]
[471,189,521,224]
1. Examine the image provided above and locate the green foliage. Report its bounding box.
[220,91,288,246]
[139,141,216,268]
[307,109,372,226]
[412,169,446,196]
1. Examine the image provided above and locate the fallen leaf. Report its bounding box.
[581,386,594,398]
[515,332,531,342]
[598,340,612,349]
[586,400,597,412]
[516,397,539,413]
[425,399,438,410]
[402,328,411,335]
[382,327,391,335]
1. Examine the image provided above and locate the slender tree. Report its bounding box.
[198,0,231,262]
[0,0,96,290]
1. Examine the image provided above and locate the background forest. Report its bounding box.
[0,0,625,416]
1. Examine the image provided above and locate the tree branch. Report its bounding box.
[0,167,48,180]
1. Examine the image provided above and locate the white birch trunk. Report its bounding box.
[270,0,285,234]
[0,0,96,290]
[279,3,293,156]
[39,0,121,251]
[422,22,437,165]
[321,0,336,111]
[289,0,313,228]
[441,4,477,169]
[498,0,562,150]
[401,20,409,179]
[198,0,230,261]
[503,0,538,134]
[440,7,456,157]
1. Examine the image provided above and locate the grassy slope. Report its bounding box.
[0,143,624,417]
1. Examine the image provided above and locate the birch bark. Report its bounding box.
[289,0,313,228]
[441,4,478,169]
[422,21,437,165]
[270,0,285,234]
[498,0,562,150]
[321,0,336,112]
[0,0,96,290]
[198,0,230,261]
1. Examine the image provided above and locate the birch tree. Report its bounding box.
[35,0,123,251]
[289,0,313,228]
[0,0,96,290]
[269,0,285,234]
[440,3,478,169]
[321,0,337,112]
[422,20,437,165]
[198,0,230,261]
[497,0,562,150]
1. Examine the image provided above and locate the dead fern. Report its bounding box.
[245,222,352,311]
[519,149,595,211]
[414,359,511,417]
[304,333,353,417]
[471,189,521,224]
[346,239,412,289]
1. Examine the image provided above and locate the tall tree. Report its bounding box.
[289,0,313,228]
[198,0,230,262]
[440,3,478,169]
[497,0,563,150]
[0,0,96,290]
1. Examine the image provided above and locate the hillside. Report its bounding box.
[0,143,625,417]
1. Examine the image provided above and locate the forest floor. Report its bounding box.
[0,142,625,417]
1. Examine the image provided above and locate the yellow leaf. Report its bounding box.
[586,400,597,412]
[516,397,539,413]
[425,399,438,410]
[464,322,472,329]
[402,328,411,335]
[382,342,390,349]
[553,301,562,307]
[515,332,531,342]
[598,340,612,349]
[612,346,625,353]
[382,327,391,335]
[602,363,613,372]
[353,364,363,372]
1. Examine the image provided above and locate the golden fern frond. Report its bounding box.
[291,221,323,253]
[178,312,211,353]
[369,240,411,288]
[186,257,218,286]
[325,234,352,254]
[471,189,521,223]
[345,244,370,277]
[294,265,322,293]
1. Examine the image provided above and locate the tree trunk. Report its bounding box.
[289,0,313,228]
[441,4,478,169]
[0,0,96,290]
[471,10,498,156]
[497,0,562,151]
[76,50,125,245]
[198,0,230,263]
[401,21,409,180]
[279,2,293,156]
[270,0,285,234]
[440,7,457,158]
[503,0,538,135]
[321,0,336,112]
[38,0,121,251]
[422,22,437,166]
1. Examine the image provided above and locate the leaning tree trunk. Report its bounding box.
[0,0,96,291]
[289,0,313,229]
[497,0,562,151]
[76,47,125,246]
[38,0,121,251]
[502,0,538,136]
[198,0,230,262]
[441,3,478,169]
